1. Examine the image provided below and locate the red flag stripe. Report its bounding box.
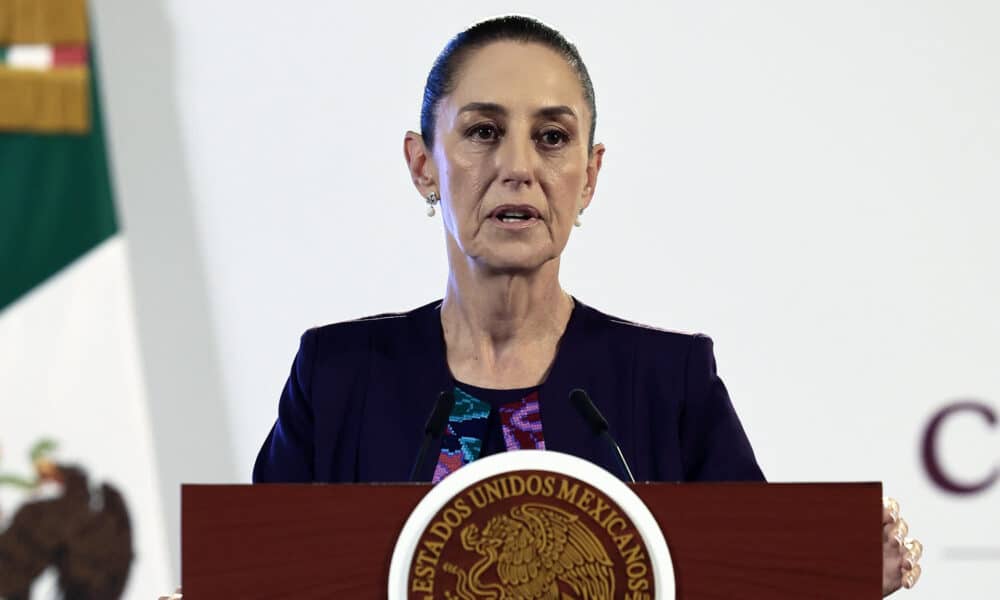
[51,45,88,67]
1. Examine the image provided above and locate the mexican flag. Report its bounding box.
[1,1,170,597]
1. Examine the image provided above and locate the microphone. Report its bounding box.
[409,390,456,482]
[569,389,636,483]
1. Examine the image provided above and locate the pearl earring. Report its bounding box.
[426,192,439,217]
[575,208,584,227]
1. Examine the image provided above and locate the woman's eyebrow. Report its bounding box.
[456,103,577,121]
[535,105,577,121]
[458,102,506,116]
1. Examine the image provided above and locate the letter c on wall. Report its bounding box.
[921,401,997,495]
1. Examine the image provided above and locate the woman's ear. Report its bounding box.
[581,143,606,210]
[404,131,437,196]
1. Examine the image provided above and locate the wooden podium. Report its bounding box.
[182,482,881,599]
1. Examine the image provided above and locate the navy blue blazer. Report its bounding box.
[253,299,764,483]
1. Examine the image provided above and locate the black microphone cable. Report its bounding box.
[569,388,636,483]
[408,390,455,482]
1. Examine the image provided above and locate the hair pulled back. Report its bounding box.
[420,15,597,152]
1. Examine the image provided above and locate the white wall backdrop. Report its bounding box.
[92,0,998,595]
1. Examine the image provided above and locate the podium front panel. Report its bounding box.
[182,482,880,599]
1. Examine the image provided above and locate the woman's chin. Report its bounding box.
[475,249,557,275]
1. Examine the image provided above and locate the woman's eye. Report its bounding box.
[538,129,569,148]
[468,124,500,141]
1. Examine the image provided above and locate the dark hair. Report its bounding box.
[420,15,597,153]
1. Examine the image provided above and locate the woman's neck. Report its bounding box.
[440,256,574,388]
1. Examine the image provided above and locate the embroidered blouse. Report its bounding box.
[432,383,545,483]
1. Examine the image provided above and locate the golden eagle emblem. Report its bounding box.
[443,502,615,600]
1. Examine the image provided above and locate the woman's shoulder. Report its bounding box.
[573,298,714,359]
[298,299,441,353]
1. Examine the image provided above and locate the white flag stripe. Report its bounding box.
[0,236,172,598]
[5,45,54,70]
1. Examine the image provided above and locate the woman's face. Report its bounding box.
[408,41,604,274]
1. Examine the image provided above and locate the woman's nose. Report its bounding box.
[496,134,534,189]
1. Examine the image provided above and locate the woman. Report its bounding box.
[252,15,921,595]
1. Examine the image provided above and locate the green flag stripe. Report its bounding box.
[0,42,118,312]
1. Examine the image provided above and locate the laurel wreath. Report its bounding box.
[0,438,59,490]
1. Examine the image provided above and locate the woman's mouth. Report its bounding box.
[488,205,542,229]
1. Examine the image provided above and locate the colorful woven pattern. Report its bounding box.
[431,386,547,483]
[431,388,490,484]
[500,391,546,451]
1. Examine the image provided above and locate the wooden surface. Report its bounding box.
[182,482,881,599]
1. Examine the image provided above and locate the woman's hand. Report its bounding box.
[882,497,922,596]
